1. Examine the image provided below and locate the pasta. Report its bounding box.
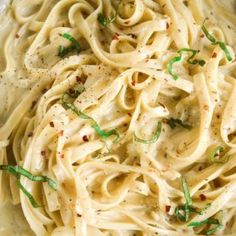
[0,0,236,235]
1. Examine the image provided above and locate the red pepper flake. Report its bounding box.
[166,22,170,29]
[69,88,75,94]
[199,193,207,201]
[49,121,55,128]
[124,21,130,24]
[200,34,205,38]
[61,154,64,158]
[15,33,20,38]
[82,135,89,142]
[127,112,132,117]
[112,33,119,40]
[212,52,217,58]
[165,205,171,213]
[59,130,64,136]
[28,132,33,138]
[131,80,136,86]
[77,213,82,217]
[76,76,82,83]
[41,150,46,156]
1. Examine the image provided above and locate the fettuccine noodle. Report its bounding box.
[0,0,236,235]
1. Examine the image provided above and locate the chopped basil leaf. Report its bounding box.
[167,54,182,80]
[92,123,120,143]
[16,179,40,208]
[98,2,120,27]
[209,146,229,164]
[97,13,116,27]
[188,211,223,235]
[58,33,81,58]
[58,45,76,58]
[175,176,193,222]
[202,22,232,61]
[188,218,220,227]
[167,48,205,80]
[0,165,57,208]
[166,118,192,130]
[61,93,120,143]
[179,48,206,66]
[181,176,192,206]
[134,121,162,144]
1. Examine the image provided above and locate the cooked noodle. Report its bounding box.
[0,0,236,235]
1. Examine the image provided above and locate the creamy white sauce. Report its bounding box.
[0,202,34,235]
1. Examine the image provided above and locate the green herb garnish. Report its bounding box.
[134,121,162,144]
[98,2,120,27]
[0,165,57,208]
[202,21,232,61]
[167,48,205,80]
[61,93,120,143]
[58,33,81,58]
[166,118,192,130]
[175,176,193,222]
[97,13,117,27]
[188,211,223,235]
[209,146,229,164]
[17,179,40,208]
[198,203,212,215]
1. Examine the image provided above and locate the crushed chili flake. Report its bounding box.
[49,121,55,127]
[199,193,207,201]
[127,112,132,117]
[69,88,75,94]
[200,34,205,38]
[61,154,64,158]
[124,21,130,24]
[15,33,20,38]
[76,76,82,83]
[212,52,217,58]
[58,130,64,136]
[77,213,82,217]
[131,80,136,86]
[82,135,89,142]
[165,205,171,213]
[112,33,119,40]
[166,22,170,29]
